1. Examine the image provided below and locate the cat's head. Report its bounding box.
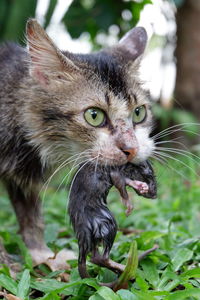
[25,19,154,167]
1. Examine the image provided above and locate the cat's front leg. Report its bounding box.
[5,180,75,271]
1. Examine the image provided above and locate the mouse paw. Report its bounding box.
[124,202,134,216]
[136,181,149,194]
[126,179,149,194]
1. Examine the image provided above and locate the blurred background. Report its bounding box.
[0,0,200,148]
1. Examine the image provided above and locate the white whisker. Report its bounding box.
[153,122,200,140]
[155,147,200,164]
[40,149,93,205]
[65,156,98,224]
[151,153,189,179]
[153,150,198,176]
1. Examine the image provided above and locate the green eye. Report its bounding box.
[132,105,147,124]
[84,107,105,127]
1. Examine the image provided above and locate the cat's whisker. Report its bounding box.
[151,154,167,165]
[155,146,200,164]
[51,156,92,202]
[51,148,95,197]
[152,153,187,179]
[154,129,196,140]
[94,149,101,175]
[41,151,90,193]
[40,150,93,204]
[153,150,198,176]
[153,122,200,139]
[156,129,199,141]
[50,148,93,165]
[154,138,185,148]
[66,156,98,220]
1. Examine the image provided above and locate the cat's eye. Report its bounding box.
[132,105,147,124]
[84,107,105,127]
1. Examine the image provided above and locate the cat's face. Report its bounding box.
[25,20,154,167]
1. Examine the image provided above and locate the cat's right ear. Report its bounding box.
[26,19,79,88]
[115,27,148,63]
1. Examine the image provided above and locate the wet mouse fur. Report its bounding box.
[68,161,157,278]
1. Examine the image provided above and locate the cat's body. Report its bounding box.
[0,20,155,268]
[0,43,43,184]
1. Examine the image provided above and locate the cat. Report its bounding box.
[0,19,154,269]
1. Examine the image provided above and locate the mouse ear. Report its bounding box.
[115,27,148,63]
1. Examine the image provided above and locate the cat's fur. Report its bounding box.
[0,19,154,267]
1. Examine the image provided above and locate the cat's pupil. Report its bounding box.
[135,108,140,116]
[91,110,97,119]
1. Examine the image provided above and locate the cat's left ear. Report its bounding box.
[115,27,148,63]
[26,19,80,88]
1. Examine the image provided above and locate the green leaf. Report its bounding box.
[2,0,37,44]
[181,267,200,279]
[131,289,157,300]
[31,278,99,293]
[12,235,33,270]
[17,269,30,299]
[170,248,193,271]
[117,289,138,300]
[62,0,151,49]
[165,288,200,300]
[44,0,58,29]
[113,240,138,291]
[139,231,165,244]
[135,271,149,291]
[96,286,120,300]
[157,266,180,291]
[140,260,159,288]
[0,264,11,276]
[0,274,17,295]
[147,290,170,296]
[38,292,61,300]
[89,295,104,300]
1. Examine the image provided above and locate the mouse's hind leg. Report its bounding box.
[5,180,75,271]
[110,171,133,215]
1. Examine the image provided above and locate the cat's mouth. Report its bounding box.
[92,153,130,167]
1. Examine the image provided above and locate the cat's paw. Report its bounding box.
[29,247,76,271]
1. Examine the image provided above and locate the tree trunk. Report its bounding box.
[175,0,200,121]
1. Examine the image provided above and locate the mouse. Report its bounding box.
[68,160,157,279]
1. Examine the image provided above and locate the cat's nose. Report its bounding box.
[121,147,137,161]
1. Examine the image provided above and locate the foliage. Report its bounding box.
[62,0,152,49]
[0,0,58,44]
[0,156,200,299]
[0,0,151,47]
[0,0,37,44]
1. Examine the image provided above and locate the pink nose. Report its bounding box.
[121,147,137,161]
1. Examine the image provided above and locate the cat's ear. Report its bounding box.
[26,19,79,87]
[115,27,147,63]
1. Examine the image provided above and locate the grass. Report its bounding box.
[0,156,200,300]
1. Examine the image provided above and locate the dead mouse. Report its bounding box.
[68,160,157,279]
